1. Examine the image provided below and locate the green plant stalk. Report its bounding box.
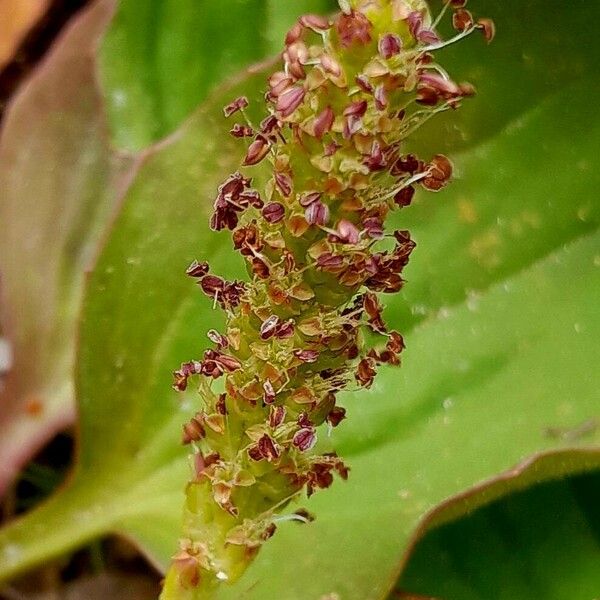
[161,0,494,597]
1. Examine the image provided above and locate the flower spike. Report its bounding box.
[161,0,493,597]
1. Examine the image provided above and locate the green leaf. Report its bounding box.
[1,1,599,598]
[398,473,600,600]
[99,0,337,150]
[0,0,134,496]
[414,0,600,153]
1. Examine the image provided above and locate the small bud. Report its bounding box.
[336,10,372,48]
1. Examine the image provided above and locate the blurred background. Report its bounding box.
[0,1,599,599]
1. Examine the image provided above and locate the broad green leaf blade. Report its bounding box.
[99,0,337,150]
[414,0,600,153]
[399,474,600,600]
[385,78,600,340]
[0,0,134,496]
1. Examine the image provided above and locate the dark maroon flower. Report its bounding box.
[172,360,202,391]
[394,186,415,207]
[343,100,368,117]
[262,202,285,224]
[299,191,322,207]
[207,329,229,349]
[285,20,303,45]
[249,434,280,461]
[364,141,386,171]
[260,115,280,134]
[316,252,344,270]
[269,71,293,98]
[374,84,388,110]
[186,260,209,278]
[417,28,440,45]
[297,412,313,428]
[200,275,225,298]
[293,428,317,451]
[407,10,423,38]
[387,331,406,354]
[422,154,453,191]
[215,353,242,372]
[326,406,346,427]
[363,216,384,239]
[275,319,295,339]
[223,96,249,117]
[378,33,402,59]
[355,357,377,387]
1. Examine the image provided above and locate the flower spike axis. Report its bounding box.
[161,0,493,597]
